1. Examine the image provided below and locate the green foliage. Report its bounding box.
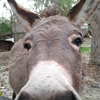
[0,17,11,40]
[27,0,76,15]
[0,17,11,33]
[0,91,1,96]
[57,0,74,15]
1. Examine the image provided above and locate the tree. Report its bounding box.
[0,17,11,39]
[0,17,11,33]
[27,0,75,16]
[90,3,100,64]
[1,2,14,38]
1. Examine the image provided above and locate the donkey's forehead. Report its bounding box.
[30,15,81,36]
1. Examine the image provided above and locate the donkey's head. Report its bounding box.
[8,0,100,100]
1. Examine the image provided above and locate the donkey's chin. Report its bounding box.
[15,61,81,100]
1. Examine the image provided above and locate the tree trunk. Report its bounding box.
[10,10,13,38]
[90,3,100,64]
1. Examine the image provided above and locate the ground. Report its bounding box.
[0,52,12,98]
[0,38,100,100]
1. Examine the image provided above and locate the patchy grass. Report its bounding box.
[82,38,91,47]
[81,38,91,56]
[0,91,1,96]
[81,47,91,55]
[81,38,91,63]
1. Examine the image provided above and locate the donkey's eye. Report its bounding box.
[24,43,31,50]
[72,38,82,46]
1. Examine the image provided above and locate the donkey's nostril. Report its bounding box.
[55,91,73,100]
[18,92,34,100]
[55,91,80,100]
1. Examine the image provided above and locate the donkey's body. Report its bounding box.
[8,0,100,100]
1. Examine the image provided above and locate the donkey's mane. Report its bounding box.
[39,7,59,17]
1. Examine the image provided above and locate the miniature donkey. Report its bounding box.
[7,0,100,100]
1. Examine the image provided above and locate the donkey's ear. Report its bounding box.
[7,0,40,32]
[67,0,100,27]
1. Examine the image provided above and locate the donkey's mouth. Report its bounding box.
[15,61,81,100]
[15,90,81,100]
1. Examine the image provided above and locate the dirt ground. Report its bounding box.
[0,38,100,100]
[80,63,100,100]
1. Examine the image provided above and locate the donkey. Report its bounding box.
[8,0,100,100]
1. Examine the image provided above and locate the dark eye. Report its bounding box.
[24,43,31,50]
[72,37,82,46]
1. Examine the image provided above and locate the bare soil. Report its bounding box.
[80,63,100,100]
[0,52,13,98]
[0,39,100,100]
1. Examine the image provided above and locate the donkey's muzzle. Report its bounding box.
[16,92,34,100]
[16,90,81,100]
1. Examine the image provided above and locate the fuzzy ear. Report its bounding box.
[67,0,100,27]
[7,0,40,32]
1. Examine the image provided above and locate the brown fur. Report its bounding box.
[40,7,59,17]
[9,16,83,94]
[7,0,39,26]
[8,0,100,99]
[9,39,28,93]
[67,0,86,20]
